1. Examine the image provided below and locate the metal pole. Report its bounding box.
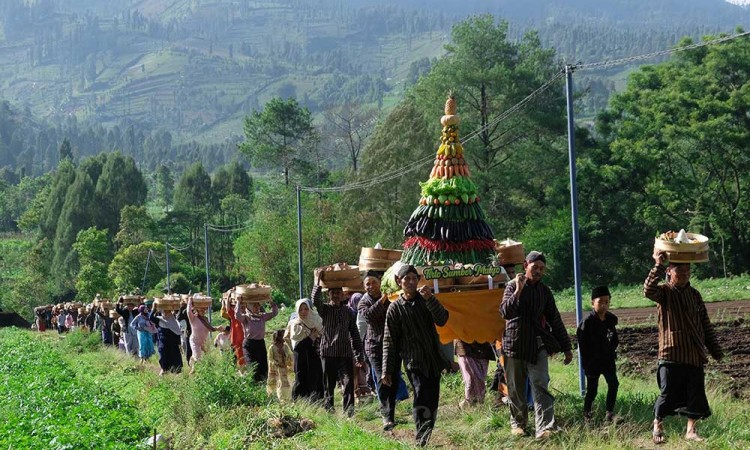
[142,249,152,293]
[565,65,586,398]
[204,223,211,325]
[296,185,304,299]
[165,241,171,294]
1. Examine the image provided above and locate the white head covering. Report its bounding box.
[288,298,322,350]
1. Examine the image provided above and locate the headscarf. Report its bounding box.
[294,299,322,330]
[138,304,147,315]
[288,298,322,350]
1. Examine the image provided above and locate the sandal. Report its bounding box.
[652,430,666,445]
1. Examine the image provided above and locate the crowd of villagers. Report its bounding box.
[34,248,723,447]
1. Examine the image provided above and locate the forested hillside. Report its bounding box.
[0,4,748,319]
[0,0,747,177]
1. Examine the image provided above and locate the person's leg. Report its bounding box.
[408,369,440,447]
[267,365,278,396]
[503,356,529,433]
[653,364,685,443]
[321,357,337,411]
[603,370,619,419]
[279,366,291,401]
[338,357,355,416]
[527,350,555,437]
[583,373,600,419]
[457,355,473,404]
[684,365,710,441]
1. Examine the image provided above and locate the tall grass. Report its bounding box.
[2,327,748,449]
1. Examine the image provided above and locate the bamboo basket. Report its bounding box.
[359,247,402,271]
[495,239,525,265]
[319,263,360,288]
[121,295,142,306]
[191,294,213,308]
[154,297,181,311]
[654,232,709,263]
[99,301,113,311]
[234,284,273,304]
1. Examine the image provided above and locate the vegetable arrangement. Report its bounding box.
[401,94,495,266]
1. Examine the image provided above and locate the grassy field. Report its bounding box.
[1,326,748,449]
[554,274,750,313]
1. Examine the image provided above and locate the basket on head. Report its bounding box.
[191,294,213,309]
[495,239,525,266]
[319,263,361,289]
[109,310,119,319]
[234,283,273,304]
[121,295,142,306]
[154,296,181,311]
[99,300,114,311]
[654,231,709,263]
[359,247,403,271]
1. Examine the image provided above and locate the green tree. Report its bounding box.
[72,227,113,301]
[155,164,174,211]
[94,152,148,235]
[51,171,97,289]
[40,159,76,240]
[108,241,181,294]
[587,32,750,277]
[58,138,73,162]
[114,205,155,249]
[411,15,568,238]
[239,97,316,185]
[212,161,253,202]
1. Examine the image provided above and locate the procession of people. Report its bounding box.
[31,246,725,447]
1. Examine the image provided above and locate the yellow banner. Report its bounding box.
[434,289,505,344]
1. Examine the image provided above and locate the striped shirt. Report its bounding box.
[500,279,571,363]
[643,264,723,367]
[382,293,450,378]
[312,286,365,361]
[357,292,390,359]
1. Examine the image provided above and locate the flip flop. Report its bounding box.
[652,430,666,445]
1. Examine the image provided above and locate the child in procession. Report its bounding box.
[577,286,619,422]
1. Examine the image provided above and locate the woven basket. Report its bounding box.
[99,301,113,311]
[654,232,709,263]
[359,247,402,271]
[496,239,525,265]
[234,284,273,304]
[191,295,213,308]
[121,295,142,306]
[155,297,181,311]
[321,278,363,290]
[319,264,360,288]
[108,310,119,319]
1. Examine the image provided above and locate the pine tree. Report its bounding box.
[401,94,495,265]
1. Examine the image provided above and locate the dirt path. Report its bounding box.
[560,299,750,327]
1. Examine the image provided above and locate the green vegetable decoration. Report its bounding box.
[401,93,496,265]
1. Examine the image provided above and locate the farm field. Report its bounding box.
[1,313,749,449]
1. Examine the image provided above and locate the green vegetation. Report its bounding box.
[555,274,750,313]
[1,327,748,449]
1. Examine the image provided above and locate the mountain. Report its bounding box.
[0,0,747,169]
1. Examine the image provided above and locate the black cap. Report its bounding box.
[525,251,546,264]
[591,286,611,300]
[395,264,419,280]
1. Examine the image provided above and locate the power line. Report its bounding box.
[300,69,566,194]
[286,30,750,197]
[576,29,750,71]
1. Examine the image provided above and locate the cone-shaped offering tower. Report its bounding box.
[401,94,495,265]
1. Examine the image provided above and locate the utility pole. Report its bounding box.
[565,64,585,398]
[204,223,211,324]
[296,185,304,299]
[165,241,171,294]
